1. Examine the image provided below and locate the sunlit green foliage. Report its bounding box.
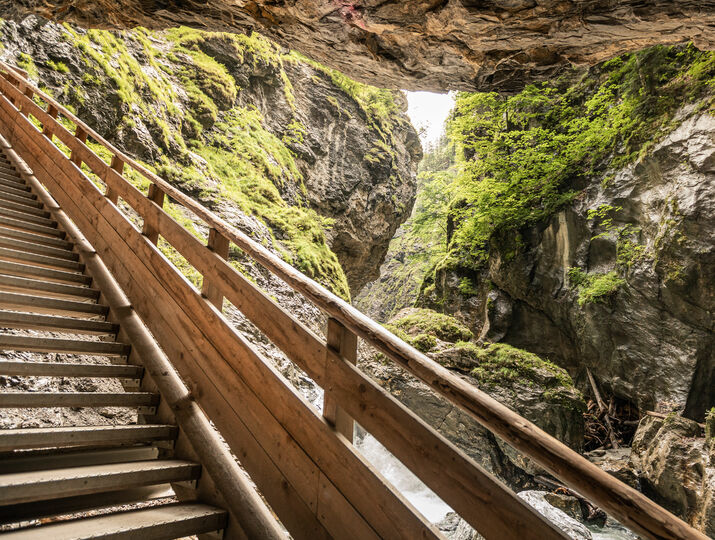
[442,45,715,271]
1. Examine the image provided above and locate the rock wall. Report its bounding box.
[2,1,715,92]
[0,16,420,296]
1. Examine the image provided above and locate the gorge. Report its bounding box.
[0,7,712,540]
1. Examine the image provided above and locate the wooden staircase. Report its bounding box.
[0,60,707,540]
[0,151,228,539]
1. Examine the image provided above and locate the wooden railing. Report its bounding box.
[0,60,704,540]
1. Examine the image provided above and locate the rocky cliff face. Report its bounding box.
[0,16,420,296]
[2,1,714,92]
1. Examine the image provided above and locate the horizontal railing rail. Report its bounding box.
[0,59,704,540]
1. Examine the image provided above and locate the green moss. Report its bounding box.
[469,344,584,409]
[46,60,70,73]
[568,268,626,305]
[16,52,39,79]
[387,308,473,343]
[706,408,715,442]
[437,44,714,272]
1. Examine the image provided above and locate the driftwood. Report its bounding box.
[586,368,619,449]
[645,411,706,430]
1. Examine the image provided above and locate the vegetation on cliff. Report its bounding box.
[2,20,410,300]
[431,45,714,278]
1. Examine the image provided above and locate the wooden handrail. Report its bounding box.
[0,59,705,540]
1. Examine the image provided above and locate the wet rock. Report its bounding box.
[585,448,640,490]
[518,491,593,540]
[3,1,714,92]
[630,415,714,537]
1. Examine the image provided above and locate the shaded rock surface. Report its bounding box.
[2,1,715,92]
[629,415,715,536]
[0,16,420,295]
[420,109,714,420]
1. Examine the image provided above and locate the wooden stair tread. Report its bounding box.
[0,424,176,451]
[0,503,226,539]
[0,215,64,238]
[0,335,130,356]
[0,191,43,208]
[0,236,78,261]
[0,459,200,505]
[0,207,56,227]
[0,310,117,334]
[0,292,106,317]
[0,246,83,271]
[0,360,142,379]
[0,391,159,408]
[0,261,91,285]
[0,274,98,300]
[0,176,28,192]
[0,199,49,218]
[0,184,36,200]
[0,227,72,249]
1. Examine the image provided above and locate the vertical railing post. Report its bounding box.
[106,155,123,204]
[142,183,165,245]
[323,318,358,442]
[42,104,58,137]
[70,126,87,166]
[201,228,230,309]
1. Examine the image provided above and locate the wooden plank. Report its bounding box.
[70,125,87,166]
[0,502,227,540]
[0,245,84,271]
[0,334,130,357]
[141,183,164,245]
[0,273,98,300]
[0,215,65,238]
[0,360,142,379]
[106,155,123,204]
[0,291,107,317]
[0,310,117,335]
[0,205,57,227]
[0,197,51,218]
[0,260,91,285]
[8,111,434,540]
[42,104,58,136]
[0,459,198,505]
[0,424,173,451]
[0,392,158,409]
[201,227,230,309]
[0,235,78,261]
[322,318,356,442]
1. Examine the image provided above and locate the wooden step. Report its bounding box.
[0,360,142,379]
[0,424,175,451]
[0,226,72,249]
[0,459,199,505]
[0,199,50,219]
[0,485,173,525]
[0,310,117,335]
[0,207,57,228]
[0,170,23,185]
[0,274,98,300]
[0,261,90,285]
[0,215,65,239]
[1,503,226,539]
[0,447,159,475]
[0,236,78,261]
[0,191,43,209]
[0,246,84,271]
[0,292,106,317]
[0,177,28,192]
[0,335,131,357]
[0,391,159,409]
[0,183,35,199]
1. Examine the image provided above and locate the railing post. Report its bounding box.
[106,155,123,204]
[70,126,87,166]
[323,318,357,442]
[42,104,58,137]
[142,183,165,245]
[201,227,230,309]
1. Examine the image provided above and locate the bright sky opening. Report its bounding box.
[405,91,455,149]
